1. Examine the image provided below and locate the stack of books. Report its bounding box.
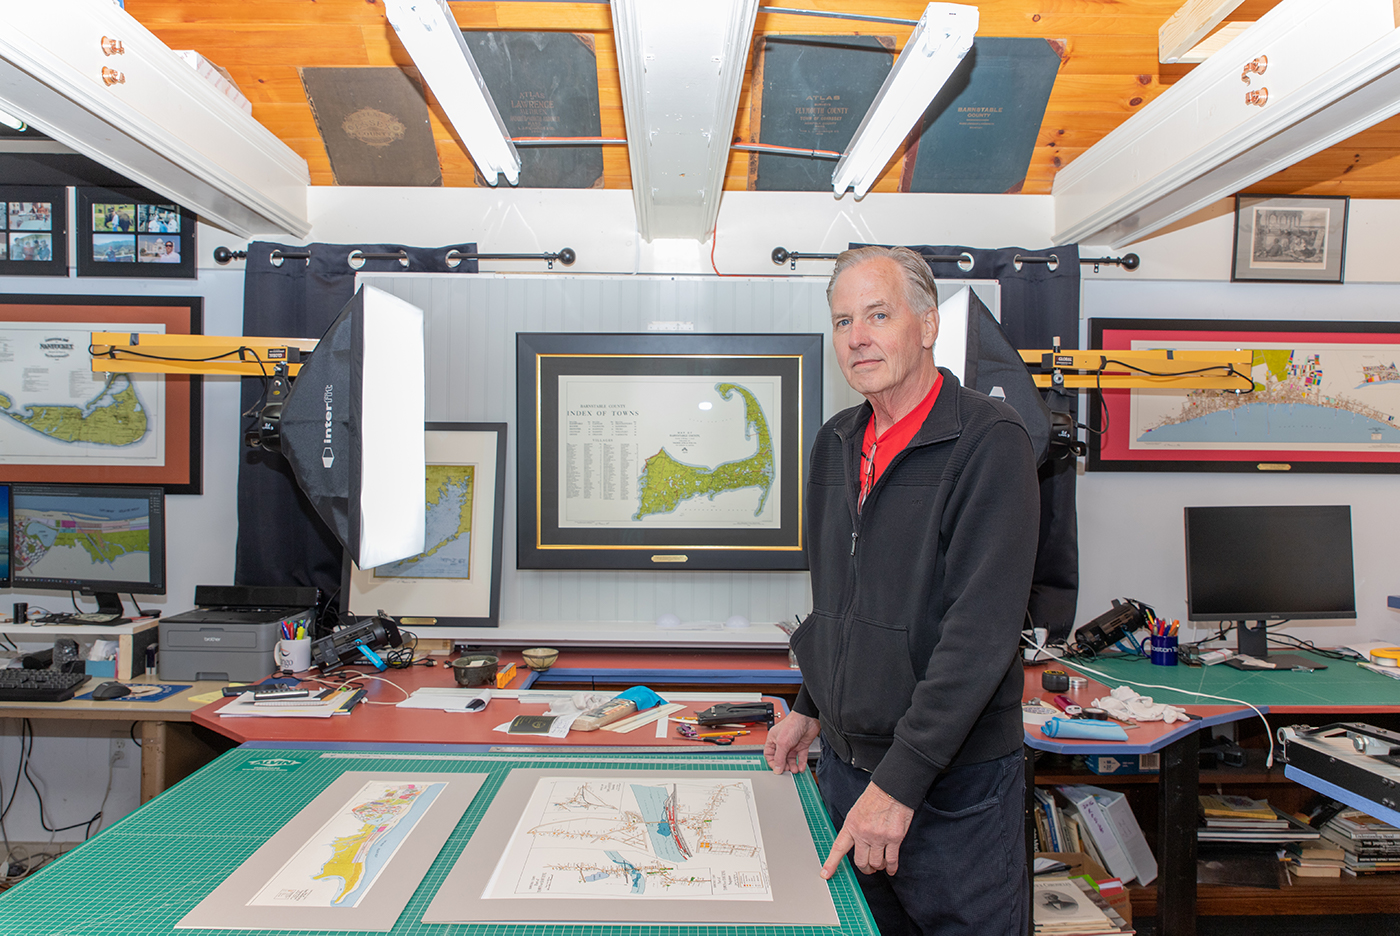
[1197,794,1320,844]
[1032,877,1134,936]
[1285,840,1345,878]
[1318,807,1400,875]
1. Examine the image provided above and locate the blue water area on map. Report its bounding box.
[375,480,470,578]
[335,783,445,906]
[603,850,645,893]
[14,494,149,522]
[21,521,56,549]
[631,784,688,862]
[1138,402,1400,445]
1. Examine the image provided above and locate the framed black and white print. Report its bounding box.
[0,186,67,276]
[1232,194,1348,284]
[76,186,196,278]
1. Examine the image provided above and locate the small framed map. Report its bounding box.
[517,333,823,570]
[0,294,203,492]
[343,423,506,627]
[1089,318,1400,473]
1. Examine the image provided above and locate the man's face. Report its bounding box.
[829,258,938,400]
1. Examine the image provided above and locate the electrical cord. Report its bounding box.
[305,672,412,705]
[19,721,105,834]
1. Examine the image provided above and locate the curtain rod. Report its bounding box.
[769,247,1141,272]
[213,246,577,270]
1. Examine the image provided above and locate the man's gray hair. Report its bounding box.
[826,246,939,314]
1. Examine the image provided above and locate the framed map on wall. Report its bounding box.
[1089,318,1400,473]
[0,295,203,492]
[517,333,823,570]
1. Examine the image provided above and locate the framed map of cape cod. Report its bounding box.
[517,333,823,570]
[1088,318,1400,473]
[0,295,203,492]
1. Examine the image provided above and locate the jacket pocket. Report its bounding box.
[837,616,918,738]
[790,611,838,718]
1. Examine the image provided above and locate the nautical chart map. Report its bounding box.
[249,779,446,908]
[558,376,780,530]
[1129,341,1400,452]
[0,321,164,465]
[483,776,772,900]
[374,464,474,579]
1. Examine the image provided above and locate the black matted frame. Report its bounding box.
[0,185,67,276]
[76,185,196,279]
[343,422,507,628]
[518,332,822,571]
[1231,193,1349,284]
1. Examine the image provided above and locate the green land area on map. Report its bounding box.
[0,377,148,446]
[634,383,774,520]
[418,465,473,560]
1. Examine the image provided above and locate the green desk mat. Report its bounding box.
[1064,651,1400,709]
[0,748,876,936]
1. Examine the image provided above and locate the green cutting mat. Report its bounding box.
[1065,651,1400,709]
[0,748,876,936]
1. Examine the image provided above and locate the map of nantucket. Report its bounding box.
[374,465,474,578]
[559,376,781,529]
[485,777,771,900]
[251,779,445,908]
[1129,342,1400,452]
[0,322,164,465]
[13,492,151,583]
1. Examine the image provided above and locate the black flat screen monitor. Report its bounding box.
[0,483,9,589]
[1184,504,1355,668]
[8,483,165,619]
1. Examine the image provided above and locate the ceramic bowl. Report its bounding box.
[521,647,559,671]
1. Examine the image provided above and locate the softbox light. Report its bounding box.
[273,284,426,568]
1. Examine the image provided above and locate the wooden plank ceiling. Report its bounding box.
[122,0,1400,199]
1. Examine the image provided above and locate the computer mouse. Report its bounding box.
[91,681,132,700]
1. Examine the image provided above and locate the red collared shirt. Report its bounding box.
[859,372,943,512]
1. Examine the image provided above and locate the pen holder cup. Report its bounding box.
[277,637,312,673]
[1149,635,1179,666]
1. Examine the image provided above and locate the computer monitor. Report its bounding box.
[1184,504,1355,669]
[8,483,166,619]
[0,483,9,589]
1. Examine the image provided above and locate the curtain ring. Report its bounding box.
[1012,253,1024,272]
[1046,253,1059,272]
[396,249,410,269]
[269,249,284,268]
[445,249,461,270]
[347,249,366,271]
[958,251,974,273]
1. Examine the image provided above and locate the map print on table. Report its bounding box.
[374,464,474,579]
[12,493,151,583]
[0,322,165,465]
[250,779,446,909]
[1129,343,1400,452]
[484,776,771,900]
[558,375,782,530]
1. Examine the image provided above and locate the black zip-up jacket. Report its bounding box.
[790,369,1039,809]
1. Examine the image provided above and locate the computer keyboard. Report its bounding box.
[0,670,89,702]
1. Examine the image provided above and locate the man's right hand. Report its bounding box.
[764,710,821,774]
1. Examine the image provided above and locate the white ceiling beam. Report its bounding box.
[1054,0,1400,249]
[0,0,310,238]
[1160,0,1250,64]
[611,0,761,242]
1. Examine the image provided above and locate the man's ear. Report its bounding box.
[922,307,940,351]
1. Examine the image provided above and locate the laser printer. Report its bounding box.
[158,585,317,681]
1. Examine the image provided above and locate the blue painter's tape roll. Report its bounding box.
[1040,717,1129,741]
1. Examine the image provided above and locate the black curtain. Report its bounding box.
[234,241,478,609]
[906,244,1081,642]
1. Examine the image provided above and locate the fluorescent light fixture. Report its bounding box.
[384,0,520,186]
[1055,0,1400,247]
[831,2,977,199]
[0,108,25,131]
[611,0,761,240]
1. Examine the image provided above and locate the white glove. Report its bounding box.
[1093,686,1190,724]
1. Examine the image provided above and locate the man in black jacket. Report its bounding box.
[766,246,1039,936]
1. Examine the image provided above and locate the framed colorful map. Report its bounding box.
[1088,318,1400,473]
[517,333,823,570]
[0,295,202,492]
[343,423,506,627]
